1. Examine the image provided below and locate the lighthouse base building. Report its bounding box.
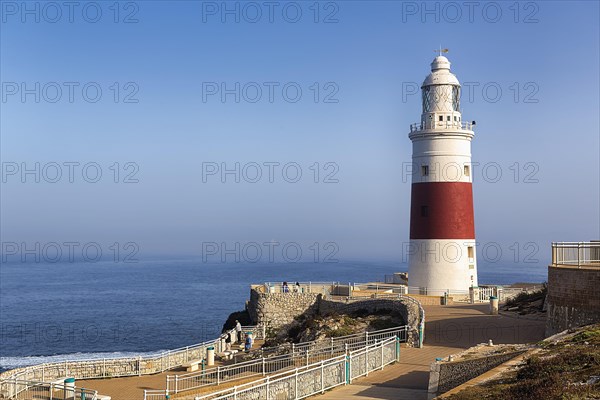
[407,55,478,296]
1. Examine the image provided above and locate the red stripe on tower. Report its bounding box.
[410,182,475,239]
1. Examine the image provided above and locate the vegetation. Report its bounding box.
[505,283,547,308]
[447,324,600,400]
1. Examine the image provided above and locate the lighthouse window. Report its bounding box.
[452,86,460,111]
[464,165,470,176]
[421,165,429,176]
[439,116,443,122]
[454,116,457,121]
[447,116,451,121]
[421,206,429,217]
[468,246,474,259]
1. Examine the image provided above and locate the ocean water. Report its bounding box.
[0,259,547,371]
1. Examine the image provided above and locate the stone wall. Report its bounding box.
[247,289,422,347]
[247,289,321,329]
[546,265,600,336]
[428,350,526,395]
[319,298,420,347]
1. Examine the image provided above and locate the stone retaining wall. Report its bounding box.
[428,350,526,395]
[247,289,422,347]
[247,290,321,329]
[546,265,600,335]
[319,298,420,347]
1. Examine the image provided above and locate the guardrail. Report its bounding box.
[160,326,408,396]
[194,337,399,400]
[0,325,263,399]
[409,120,474,133]
[0,379,98,400]
[255,281,340,294]
[552,242,600,267]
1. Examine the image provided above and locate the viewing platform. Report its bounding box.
[551,241,600,269]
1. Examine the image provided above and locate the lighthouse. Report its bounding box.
[408,54,478,295]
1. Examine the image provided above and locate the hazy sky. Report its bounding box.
[1,1,599,266]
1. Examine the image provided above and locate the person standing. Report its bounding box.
[235,320,242,342]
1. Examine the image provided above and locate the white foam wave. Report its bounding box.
[0,350,167,372]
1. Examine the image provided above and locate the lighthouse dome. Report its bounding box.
[422,56,460,87]
[431,56,450,71]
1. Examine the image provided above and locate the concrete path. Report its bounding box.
[310,303,546,400]
[78,303,547,400]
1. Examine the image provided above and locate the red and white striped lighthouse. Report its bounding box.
[408,54,478,295]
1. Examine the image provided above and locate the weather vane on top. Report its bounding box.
[435,46,449,56]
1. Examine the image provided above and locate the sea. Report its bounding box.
[0,259,548,372]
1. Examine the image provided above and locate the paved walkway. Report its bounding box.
[78,303,546,400]
[310,303,546,400]
[78,340,265,400]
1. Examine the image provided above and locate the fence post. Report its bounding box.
[365,331,369,345]
[345,352,350,385]
[396,337,400,362]
[306,351,309,366]
[175,375,178,393]
[262,358,266,376]
[331,337,334,356]
[578,242,582,267]
[381,341,384,370]
[364,346,368,377]
[217,366,220,386]
[321,361,325,393]
[295,368,298,398]
[266,376,270,400]
[139,356,142,376]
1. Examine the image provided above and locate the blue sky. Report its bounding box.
[1,1,599,266]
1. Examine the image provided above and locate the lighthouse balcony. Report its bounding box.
[409,120,474,133]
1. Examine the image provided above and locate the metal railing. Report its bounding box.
[409,120,473,132]
[0,325,263,399]
[255,281,340,294]
[0,379,98,400]
[160,325,408,396]
[193,337,399,400]
[552,242,600,267]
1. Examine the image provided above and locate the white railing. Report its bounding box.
[552,242,600,267]
[409,120,473,132]
[1,325,263,399]
[256,281,340,294]
[194,337,399,400]
[142,389,167,400]
[0,379,98,400]
[161,325,408,396]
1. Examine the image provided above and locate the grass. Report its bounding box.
[447,324,600,400]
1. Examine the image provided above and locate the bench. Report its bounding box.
[182,360,202,372]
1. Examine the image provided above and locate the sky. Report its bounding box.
[1,0,599,267]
